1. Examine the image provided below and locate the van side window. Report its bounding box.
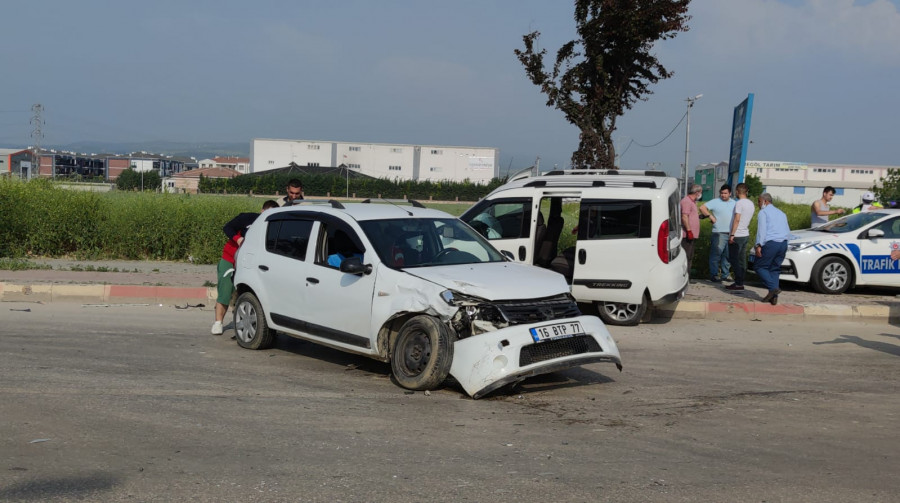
[266,219,314,260]
[579,201,652,240]
[463,198,532,239]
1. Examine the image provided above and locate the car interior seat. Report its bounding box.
[532,212,546,262]
[535,199,564,268]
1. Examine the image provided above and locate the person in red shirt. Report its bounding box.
[212,200,278,335]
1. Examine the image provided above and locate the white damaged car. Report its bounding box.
[232,200,622,398]
[780,209,900,294]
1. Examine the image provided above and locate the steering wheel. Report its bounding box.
[432,247,459,262]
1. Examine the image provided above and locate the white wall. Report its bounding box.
[251,138,499,184]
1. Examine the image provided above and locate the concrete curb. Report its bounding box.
[652,300,896,323]
[1,281,895,323]
[0,282,214,305]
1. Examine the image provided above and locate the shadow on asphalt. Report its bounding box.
[813,334,900,357]
[246,330,617,399]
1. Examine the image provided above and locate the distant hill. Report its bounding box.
[45,141,250,160]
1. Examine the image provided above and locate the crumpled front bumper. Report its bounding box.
[448,315,622,399]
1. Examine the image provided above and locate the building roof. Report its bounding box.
[244,162,374,179]
[0,148,30,156]
[172,166,240,179]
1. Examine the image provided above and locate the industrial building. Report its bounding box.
[695,160,897,207]
[250,138,499,184]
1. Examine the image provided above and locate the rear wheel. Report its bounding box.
[810,256,851,294]
[596,294,649,326]
[391,316,454,391]
[234,292,276,349]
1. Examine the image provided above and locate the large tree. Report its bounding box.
[515,0,691,170]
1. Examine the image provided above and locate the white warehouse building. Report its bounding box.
[250,138,499,184]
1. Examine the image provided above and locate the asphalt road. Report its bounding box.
[1,304,898,502]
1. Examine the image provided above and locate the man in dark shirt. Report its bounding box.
[212,199,278,335]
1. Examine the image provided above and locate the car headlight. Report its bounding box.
[788,241,820,252]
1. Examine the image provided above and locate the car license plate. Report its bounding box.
[530,321,584,342]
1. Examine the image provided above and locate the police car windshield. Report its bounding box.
[358,218,506,269]
[815,212,888,233]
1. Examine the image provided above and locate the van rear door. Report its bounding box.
[571,199,652,305]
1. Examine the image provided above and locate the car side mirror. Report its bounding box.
[339,256,372,275]
[867,228,885,239]
[501,250,514,260]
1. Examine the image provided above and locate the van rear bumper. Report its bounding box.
[652,280,688,306]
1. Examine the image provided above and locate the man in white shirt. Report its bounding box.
[725,183,755,291]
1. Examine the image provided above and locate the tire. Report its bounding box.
[234,292,276,350]
[810,256,851,294]
[596,294,649,326]
[391,315,454,391]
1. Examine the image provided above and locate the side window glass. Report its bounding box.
[316,223,365,269]
[467,201,531,239]
[580,201,651,240]
[266,219,313,260]
[874,217,900,239]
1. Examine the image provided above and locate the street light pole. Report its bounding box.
[338,163,348,198]
[683,94,702,195]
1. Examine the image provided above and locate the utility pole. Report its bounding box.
[30,104,44,178]
[683,94,702,195]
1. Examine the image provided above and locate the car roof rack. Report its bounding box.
[543,169,667,177]
[360,198,426,208]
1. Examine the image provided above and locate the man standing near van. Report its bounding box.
[681,184,703,278]
[726,183,755,291]
[700,184,736,282]
[810,186,844,226]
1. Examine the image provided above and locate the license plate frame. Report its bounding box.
[529,321,585,342]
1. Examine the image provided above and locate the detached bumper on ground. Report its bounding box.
[449,315,622,399]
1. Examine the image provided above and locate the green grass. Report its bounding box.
[0,258,53,271]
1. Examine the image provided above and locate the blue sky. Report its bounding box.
[2,0,899,177]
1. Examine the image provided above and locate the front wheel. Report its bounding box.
[234,292,276,349]
[810,256,851,294]
[391,316,454,391]
[596,294,649,326]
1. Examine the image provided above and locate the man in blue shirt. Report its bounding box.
[700,184,736,282]
[754,193,791,305]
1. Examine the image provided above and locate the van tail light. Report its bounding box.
[657,220,670,264]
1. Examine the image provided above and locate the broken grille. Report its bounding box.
[519,335,601,366]
[493,295,580,325]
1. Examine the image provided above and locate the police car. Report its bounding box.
[780,209,900,294]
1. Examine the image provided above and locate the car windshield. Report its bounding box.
[359,218,507,268]
[814,211,888,233]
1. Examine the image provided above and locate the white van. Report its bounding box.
[460,169,688,325]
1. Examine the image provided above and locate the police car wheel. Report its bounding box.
[810,256,851,295]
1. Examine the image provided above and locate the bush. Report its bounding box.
[115,168,162,191]
[199,172,505,202]
[0,178,261,263]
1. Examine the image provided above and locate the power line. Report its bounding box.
[618,110,689,159]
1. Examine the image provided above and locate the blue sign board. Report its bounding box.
[727,93,754,187]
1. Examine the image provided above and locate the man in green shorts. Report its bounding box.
[212,199,278,335]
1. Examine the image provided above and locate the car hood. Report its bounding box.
[403,262,569,300]
[788,229,843,243]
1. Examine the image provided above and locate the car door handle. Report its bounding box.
[518,245,526,261]
[306,277,319,284]
[578,249,586,265]
[258,265,269,271]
